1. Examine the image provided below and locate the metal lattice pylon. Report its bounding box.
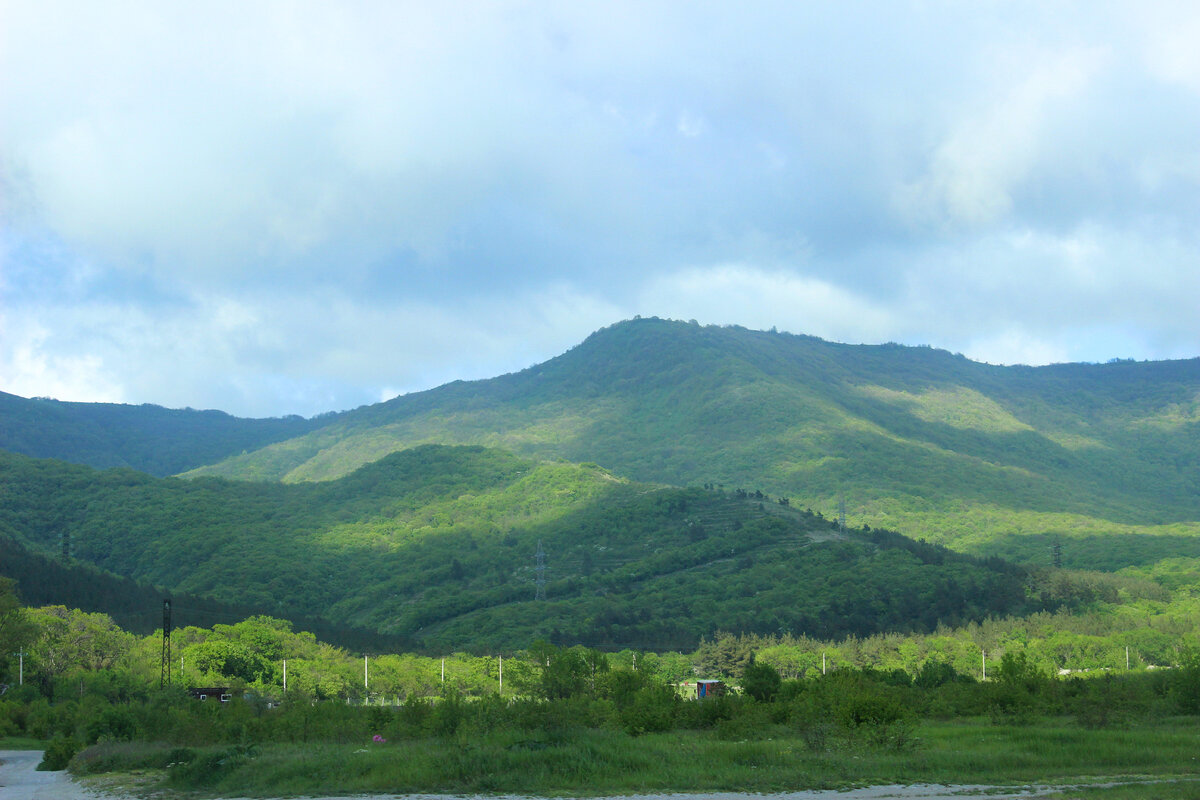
[534,540,547,601]
[160,599,172,688]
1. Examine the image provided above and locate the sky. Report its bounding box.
[2,1,1199,418]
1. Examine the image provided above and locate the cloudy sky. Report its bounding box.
[2,2,1198,418]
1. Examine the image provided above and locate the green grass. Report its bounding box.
[0,736,46,749]
[1051,780,1200,799]
[73,717,1200,798]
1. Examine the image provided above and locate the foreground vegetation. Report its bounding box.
[63,718,1200,797]
[0,573,1197,796]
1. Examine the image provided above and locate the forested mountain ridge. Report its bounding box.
[0,527,396,651]
[185,318,1200,564]
[0,445,1060,652]
[0,390,329,476]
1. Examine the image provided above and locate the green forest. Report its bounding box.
[0,390,325,476]
[180,319,1200,563]
[0,445,1065,651]
[3,574,1199,796]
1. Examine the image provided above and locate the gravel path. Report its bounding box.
[0,750,111,800]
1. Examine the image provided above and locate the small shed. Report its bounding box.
[188,686,235,702]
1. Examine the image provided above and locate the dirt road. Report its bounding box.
[0,749,110,799]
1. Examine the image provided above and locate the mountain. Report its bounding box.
[185,318,1200,568]
[0,446,1053,652]
[0,391,329,476]
[0,529,394,651]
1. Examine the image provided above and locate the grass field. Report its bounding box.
[70,717,1200,798]
[0,736,51,750]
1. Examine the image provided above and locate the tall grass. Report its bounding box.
[73,717,1200,798]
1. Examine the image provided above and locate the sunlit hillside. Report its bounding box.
[0,445,1055,651]
[185,318,1200,569]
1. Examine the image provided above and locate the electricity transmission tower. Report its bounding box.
[838,498,847,533]
[160,599,172,688]
[534,540,547,601]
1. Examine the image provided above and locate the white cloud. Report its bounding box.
[2,2,1199,415]
[961,329,1070,367]
[0,316,126,403]
[636,265,896,344]
[1135,1,1200,93]
[676,112,705,138]
[0,272,624,417]
[895,46,1106,228]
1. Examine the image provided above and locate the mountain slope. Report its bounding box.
[0,528,396,650]
[0,446,1051,651]
[0,391,328,476]
[186,318,1200,563]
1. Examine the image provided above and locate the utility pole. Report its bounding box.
[364,655,369,691]
[982,650,986,680]
[283,659,287,692]
[160,600,172,689]
[499,656,503,696]
[15,649,23,686]
[535,540,547,601]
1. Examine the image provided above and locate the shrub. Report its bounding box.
[711,702,776,741]
[166,744,256,788]
[619,685,679,736]
[741,659,782,702]
[914,659,965,689]
[37,735,79,771]
[85,705,138,744]
[427,690,466,737]
[0,699,21,737]
[69,742,189,775]
[1172,647,1200,714]
[833,683,917,750]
